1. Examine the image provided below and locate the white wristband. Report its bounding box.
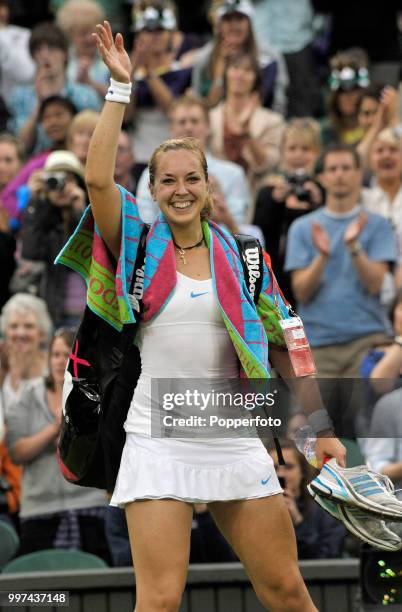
[105,78,132,104]
[308,409,333,434]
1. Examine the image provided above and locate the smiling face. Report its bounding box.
[149,148,208,230]
[370,139,402,183]
[5,310,43,355]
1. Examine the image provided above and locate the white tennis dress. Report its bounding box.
[110,272,281,505]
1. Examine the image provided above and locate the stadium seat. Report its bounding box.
[1,549,108,573]
[0,521,19,568]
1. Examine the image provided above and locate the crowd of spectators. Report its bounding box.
[0,0,401,568]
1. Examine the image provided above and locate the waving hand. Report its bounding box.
[93,21,132,84]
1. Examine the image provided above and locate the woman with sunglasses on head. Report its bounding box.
[59,22,345,612]
[320,49,370,147]
[6,328,110,561]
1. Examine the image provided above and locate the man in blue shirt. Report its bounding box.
[285,144,396,378]
[8,22,101,154]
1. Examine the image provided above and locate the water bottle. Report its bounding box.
[294,425,318,468]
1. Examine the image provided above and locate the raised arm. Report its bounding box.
[85,21,133,259]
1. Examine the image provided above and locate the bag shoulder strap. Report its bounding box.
[234,233,263,304]
[118,224,149,354]
[235,234,286,466]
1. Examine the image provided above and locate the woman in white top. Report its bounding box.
[0,294,51,416]
[86,21,345,612]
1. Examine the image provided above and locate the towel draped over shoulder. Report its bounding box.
[56,185,291,379]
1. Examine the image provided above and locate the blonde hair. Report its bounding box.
[282,118,321,153]
[148,138,213,220]
[57,0,105,36]
[67,109,100,147]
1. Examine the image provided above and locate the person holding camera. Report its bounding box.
[253,118,323,302]
[19,150,87,328]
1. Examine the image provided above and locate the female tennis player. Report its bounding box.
[81,21,346,612]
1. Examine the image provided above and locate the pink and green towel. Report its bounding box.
[56,184,291,378]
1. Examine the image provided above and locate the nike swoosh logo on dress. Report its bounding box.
[190,291,209,298]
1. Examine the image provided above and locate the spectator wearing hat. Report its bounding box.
[126,0,192,165]
[8,22,101,155]
[1,95,77,227]
[187,0,288,115]
[20,150,88,327]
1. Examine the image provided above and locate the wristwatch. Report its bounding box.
[349,241,363,257]
[394,335,402,347]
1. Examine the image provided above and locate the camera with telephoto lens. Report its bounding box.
[286,170,312,203]
[43,171,66,192]
[0,474,11,514]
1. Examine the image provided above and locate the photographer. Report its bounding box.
[19,150,87,328]
[253,118,323,302]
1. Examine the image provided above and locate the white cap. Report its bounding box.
[44,150,85,180]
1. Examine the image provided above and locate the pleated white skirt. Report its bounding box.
[110,434,282,506]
